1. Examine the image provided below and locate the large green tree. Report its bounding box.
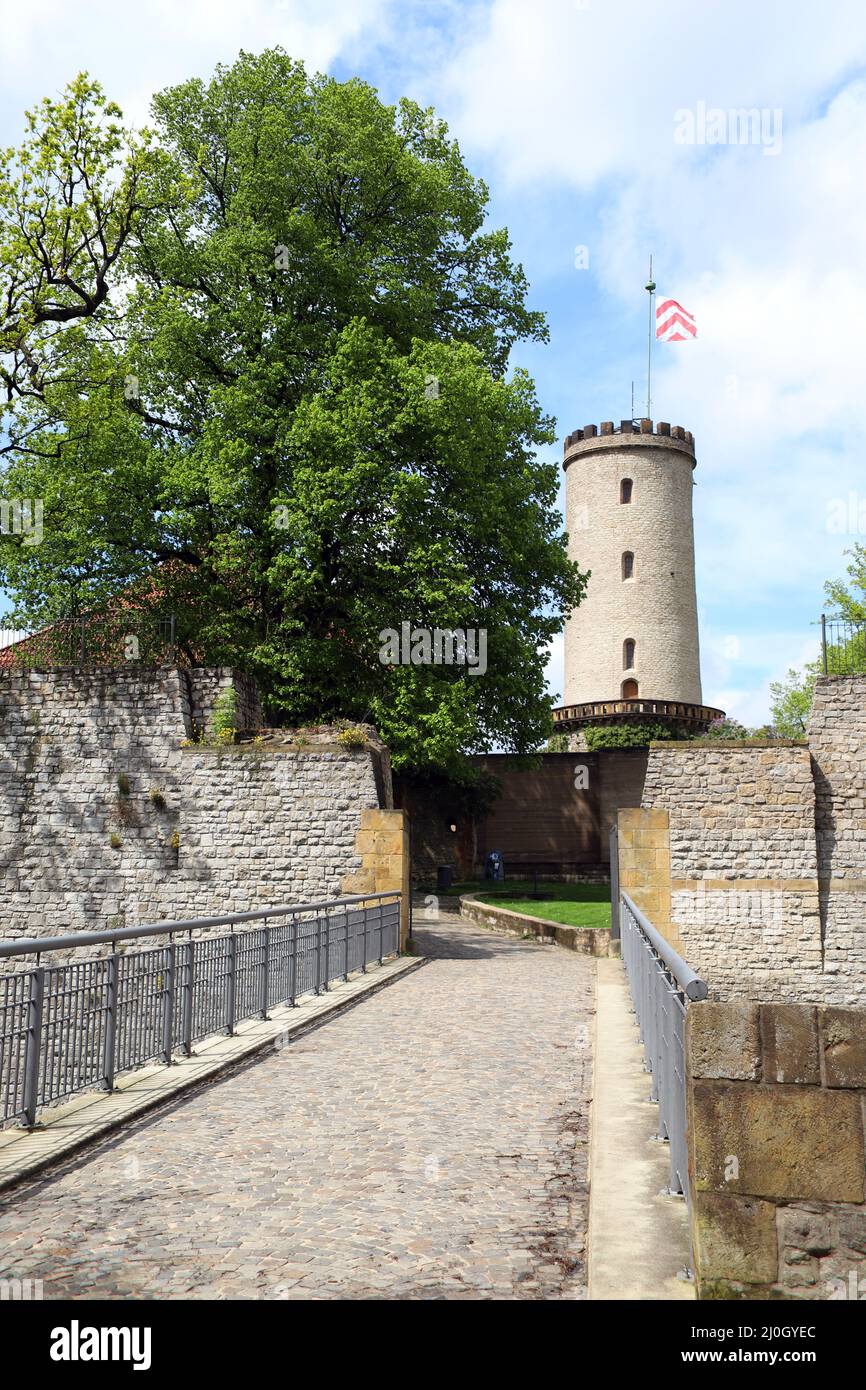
[0,52,585,775]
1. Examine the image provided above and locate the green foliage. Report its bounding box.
[821,544,866,675]
[109,832,122,850]
[769,665,818,739]
[149,787,167,810]
[212,686,238,740]
[701,717,753,741]
[824,544,866,624]
[116,772,131,796]
[583,721,675,750]
[545,733,569,752]
[337,726,368,748]
[0,52,586,781]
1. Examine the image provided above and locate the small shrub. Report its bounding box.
[583,721,675,750]
[109,832,122,850]
[170,830,180,851]
[149,788,167,810]
[117,772,131,797]
[337,726,368,749]
[212,686,238,741]
[699,717,753,741]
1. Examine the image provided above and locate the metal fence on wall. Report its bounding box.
[619,891,707,1202]
[0,611,183,670]
[820,615,866,676]
[0,892,401,1128]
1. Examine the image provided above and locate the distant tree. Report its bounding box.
[769,666,818,739]
[701,717,752,741]
[824,544,866,623]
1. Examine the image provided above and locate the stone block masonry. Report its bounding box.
[627,675,866,1003]
[807,675,866,997]
[186,667,262,735]
[342,807,410,948]
[685,999,866,1299]
[615,806,673,946]
[0,667,392,949]
[638,741,827,1002]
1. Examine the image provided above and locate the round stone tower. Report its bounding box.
[556,418,723,733]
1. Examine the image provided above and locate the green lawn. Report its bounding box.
[473,881,611,930]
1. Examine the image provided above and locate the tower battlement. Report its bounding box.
[564,419,695,464]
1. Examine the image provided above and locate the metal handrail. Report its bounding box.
[0,892,403,1127]
[0,891,401,960]
[621,892,707,1001]
[619,891,706,1207]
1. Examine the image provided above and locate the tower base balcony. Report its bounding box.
[552,697,726,732]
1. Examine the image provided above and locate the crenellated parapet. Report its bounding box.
[563,419,696,468]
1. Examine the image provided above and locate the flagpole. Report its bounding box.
[645,254,656,418]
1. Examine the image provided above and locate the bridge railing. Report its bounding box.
[0,892,401,1129]
[619,891,707,1201]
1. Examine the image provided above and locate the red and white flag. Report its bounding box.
[656,297,696,342]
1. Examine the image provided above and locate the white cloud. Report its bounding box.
[443,0,866,717]
[446,0,866,190]
[0,0,393,128]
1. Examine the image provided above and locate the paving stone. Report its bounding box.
[0,918,593,1300]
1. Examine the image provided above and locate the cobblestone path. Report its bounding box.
[0,918,595,1300]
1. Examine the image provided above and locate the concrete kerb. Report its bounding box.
[589,957,695,1300]
[459,892,612,957]
[0,953,425,1194]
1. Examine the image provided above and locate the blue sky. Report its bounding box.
[2,0,866,723]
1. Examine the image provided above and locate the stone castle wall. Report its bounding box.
[638,741,825,1001]
[399,748,648,881]
[686,999,866,1299]
[0,667,385,948]
[626,675,866,1005]
[807,675,866,993]
[187,667,262,735]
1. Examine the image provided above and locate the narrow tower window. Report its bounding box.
[622,551,634,580]
[622,679,639,698]
[620,478,633,503]
[623,639,636,669]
